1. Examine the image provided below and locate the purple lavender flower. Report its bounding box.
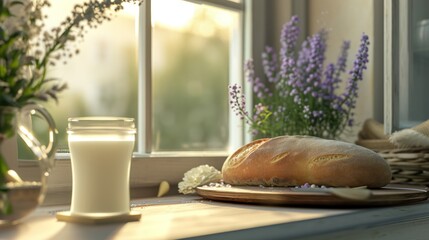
[251,129,259,136]
[321,41,350,100]
[336,41,351,75]
[312,111,318,118]
[245,59,269,98]
[322,63,336,97]
[229,84,248,120]
[262,46,279,83]
[294,32,326,101]
[244,59,256,85]
[290,88,298,96]
[319,40,351,113]
[342,33,370,110]
[348,119,354,127]
[280,57,296,81]
[305,33,326,87]
[229,15,370,139]
[280,15,300,59]
[297,38,311,69]
[279,16,300,93]
[254,103,266,117]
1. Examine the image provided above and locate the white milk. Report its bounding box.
[69,137,134,216]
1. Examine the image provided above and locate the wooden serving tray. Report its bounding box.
[196,184,429,207]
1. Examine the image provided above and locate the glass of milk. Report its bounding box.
[67,117,136,217]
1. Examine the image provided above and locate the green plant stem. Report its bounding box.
[0,142,9,186]
[232,94,255,126]
[36,24,73,88]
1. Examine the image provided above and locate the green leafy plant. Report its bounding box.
[0,0,142,107]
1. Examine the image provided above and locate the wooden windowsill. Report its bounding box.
[2,196,429,239]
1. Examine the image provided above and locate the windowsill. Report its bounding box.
[2,195,429,239]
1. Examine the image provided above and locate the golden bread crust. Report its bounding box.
[222,136,391,188]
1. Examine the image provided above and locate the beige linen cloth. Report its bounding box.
[357,119,429,149]
[390,119,429,148]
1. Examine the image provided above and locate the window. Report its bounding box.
[10,0,264,201]
[18,0,247,159]
[19,1,140,158]
[384,0,429,133]
[150,0,243,152]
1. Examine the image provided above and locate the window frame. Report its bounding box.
[384,0,425,134]
[383,0,401,134]
[139,0,247,154]
[7,0,266,204]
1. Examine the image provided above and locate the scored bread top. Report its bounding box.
[222,138,269,171]
[222,135,392,188]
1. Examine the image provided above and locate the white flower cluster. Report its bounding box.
[178,165,222,194]
[1,0,33,35]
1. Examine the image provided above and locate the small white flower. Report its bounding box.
[178,165,221,194]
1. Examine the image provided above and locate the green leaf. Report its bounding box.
[0,26,5,42]
[10,79,26,95]
[0,42,9,56]
[0,64,6,78]
[8,30,23,39]
[1,197,14,215]
[9,50,21,71]
[0,111,16,140]
[0,190,14,215]
[0,94,17,107]
[0,153,10,186]
[0,8,11,19]
[0,31,23,56]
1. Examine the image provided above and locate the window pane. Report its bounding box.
[401,0,429,128]
[394,0,429,130]
[151,0,240,151]
[18,1,139,158]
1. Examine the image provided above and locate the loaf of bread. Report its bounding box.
[222,136,392,188]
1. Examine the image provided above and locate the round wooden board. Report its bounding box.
[196,184,429,207]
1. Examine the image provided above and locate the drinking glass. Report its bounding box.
[67,117,135,216]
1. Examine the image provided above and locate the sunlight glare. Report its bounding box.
[152,0,196,30]
[121,2,140,18]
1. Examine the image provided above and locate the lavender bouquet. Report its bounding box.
[229,16,369,139]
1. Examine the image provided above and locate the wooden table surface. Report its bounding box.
[1,195,429,240]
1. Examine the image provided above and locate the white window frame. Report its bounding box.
[138,0,247,154]
[5,0,267,204]
[384,0,421,134]
[384,0,401,134]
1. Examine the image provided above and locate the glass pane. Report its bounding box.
[398,0,429,129]
[408,0,429,126]
[18,1,139,158]
[151,0,240,151]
